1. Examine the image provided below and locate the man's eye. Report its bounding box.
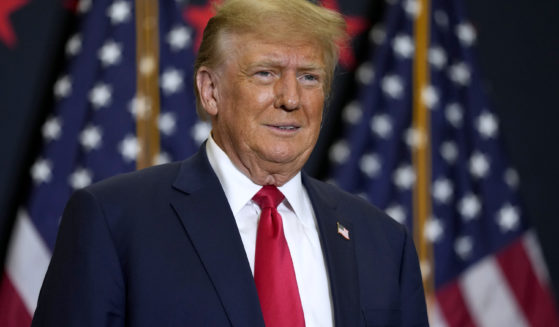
[301,74,319,82]
[255,71,272,77]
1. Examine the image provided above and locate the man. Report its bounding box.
[32,0,428,326]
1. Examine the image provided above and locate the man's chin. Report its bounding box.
[259,148,311,168]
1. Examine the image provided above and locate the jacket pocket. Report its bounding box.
[362,308,401,327]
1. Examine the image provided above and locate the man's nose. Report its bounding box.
[274,73,300,111]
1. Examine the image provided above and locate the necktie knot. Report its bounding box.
[252,185,284,210]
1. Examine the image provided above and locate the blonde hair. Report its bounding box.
[193,0,347,120]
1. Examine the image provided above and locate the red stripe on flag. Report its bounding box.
[496,239,559,327]
[436,280,477,327]
[0,272,32,327]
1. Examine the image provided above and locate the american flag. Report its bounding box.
[329,0,559,326]
[0,0,208,324]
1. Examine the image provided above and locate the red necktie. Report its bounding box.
[253,185,305,327]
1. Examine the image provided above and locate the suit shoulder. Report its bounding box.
[86,161,182,197]
[65,161,186,234]
[304,176,405,234]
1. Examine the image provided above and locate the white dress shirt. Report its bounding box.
[206,136,334,327]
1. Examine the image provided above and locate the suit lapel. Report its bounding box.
[170,148,265,327]
[304,174,361,326]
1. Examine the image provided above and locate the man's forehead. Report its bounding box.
[225,32,325,67]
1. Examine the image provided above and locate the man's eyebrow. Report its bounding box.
[246,60,325,72]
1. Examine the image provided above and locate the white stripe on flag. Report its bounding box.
[523,230,550,286]
[459,256,529,327]
[5,209,52,314]
[428,298,449,327]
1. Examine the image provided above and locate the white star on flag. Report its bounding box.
[79,125,103,151]
[497,203,521,232]
[476,111,499,139]
[155,152,172,165]
[89,83,112,109]
[404,0,421,18]
[65,34,82,56]
[421,85,439,109]
[420,261,432,280]
[107,0,131,24]
[505,168,520,189]
[167,25,192,51]
[381,74,404,99]
[118,135,140,162]
[356,62,375,85]
[386,204,406,224]
[445,103,464,128]
[370,114,393,138]
[440,141,459,163]
[31,158,52,184]
[393,34,414,58]
[77,0,92,14]
[329,140,350,164]
[369,24,386,45]
[393,164,416,190]
[449,62,471,86]
[98,40,123,66]
[425,218,444,243]
[68,168,93,190]
[434,10,449,27]
[429,46,447,70]
[359,153,382,178]
[459,193,481,221]
[159,112,177,136]
[139,56,156,76]
[470,151,490,178]
[42,117,63,142]
[455,236,473,260]
[342,101,363,124]
[432,177,453,203]
[456,22,477,46]
[128,95,151,119]
[54,75,72,99]
[405,127,426,149]
[191,120,212,145]
[161,68,184,95]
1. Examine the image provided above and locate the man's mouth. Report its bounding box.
[275,125,298,130]
[266,124,301,131]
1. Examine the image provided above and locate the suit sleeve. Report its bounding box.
[32,188,125,327]
[399,228,429,327]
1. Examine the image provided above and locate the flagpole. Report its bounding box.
[412,0,433,297]
[135,0,161,169]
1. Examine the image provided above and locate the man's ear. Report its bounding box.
[196,66,220,117]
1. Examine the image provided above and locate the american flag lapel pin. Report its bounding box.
[337,222,350,240]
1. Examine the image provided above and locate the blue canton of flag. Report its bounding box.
[0,0,207,324]
[329,0,559,326]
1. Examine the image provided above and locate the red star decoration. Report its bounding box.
[62,0,79,13]
[0,0,28,48]
[183,1,218,52]
[321,0,369,70]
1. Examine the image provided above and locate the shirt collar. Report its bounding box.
[206,136,261,216]
[205,136,312,226]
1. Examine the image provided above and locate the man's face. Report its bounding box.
[206,33,326,183]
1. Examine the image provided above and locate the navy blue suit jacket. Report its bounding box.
[32,147,428,327]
